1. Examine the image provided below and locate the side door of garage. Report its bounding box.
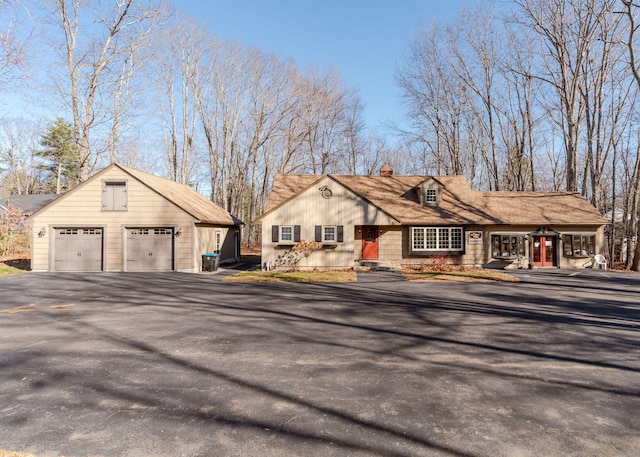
[54,228,104,271]
[126,228,174,271]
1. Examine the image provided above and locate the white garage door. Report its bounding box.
[126,228,174,271]
[54,228,103,271]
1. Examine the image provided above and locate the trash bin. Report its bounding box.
[202,253,219,272]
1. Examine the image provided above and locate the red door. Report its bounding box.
[531,235,557,267]
[362,226,379,259]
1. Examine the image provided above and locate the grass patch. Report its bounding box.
[0,261,28,277]
[223,269,357,283]
[403,267,519,282]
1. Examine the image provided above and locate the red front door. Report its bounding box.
[362,226,379,259]
[531,235,557,267]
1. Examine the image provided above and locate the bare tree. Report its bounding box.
[514,0,614,193]
[620,0,640,270]
[51,0,162,181]
[0,117,44,194]
[0,0,32,87]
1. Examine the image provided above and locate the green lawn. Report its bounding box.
[223,269,357,283]
[0,262,27,277]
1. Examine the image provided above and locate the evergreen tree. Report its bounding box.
[38,118,80,194]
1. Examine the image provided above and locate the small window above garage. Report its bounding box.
[102,180,128,211]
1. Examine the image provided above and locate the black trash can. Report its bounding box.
[202,253,219,272]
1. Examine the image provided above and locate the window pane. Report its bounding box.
[413,228,424,250]
[518,236,525,257]
[588,235,596,255]
[425,228,437,249]
[451,228,462,250]
[324,226,335,242]
[563,235,572,256]
[438,228,449,249]
[509,236,517,257]
[492,235,500,257]
[425,189,437,203]
[281,226,293,241]
[572,236,581,256]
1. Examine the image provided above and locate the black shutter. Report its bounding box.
[315,225,322,242]
[272,225,279,243]
[337,225,344,243]
[294,225,301,242]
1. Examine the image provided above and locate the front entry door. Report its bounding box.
[362,226,379,259]
[531,235,557,267]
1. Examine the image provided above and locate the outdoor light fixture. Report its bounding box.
[38,227,46,237]
[175,227,182,237]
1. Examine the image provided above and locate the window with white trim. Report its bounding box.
[425,188,438,204]
[271,225,300,244]
[215,230,222,253]
[412,227,463,252]
[323,226,336,242]
[280,226,293,242]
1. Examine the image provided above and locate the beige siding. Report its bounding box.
[194,225,239,269]
[260,176,606,272]
[261,176,398,269]
[31,167,197,272]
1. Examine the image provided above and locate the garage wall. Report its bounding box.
[194,225,240,270]
[30,167,196,272]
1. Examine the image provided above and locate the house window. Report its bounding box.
[563,234,596,257]
[281,226,293,242]
[491,234,525,259]
[425,188,438,203]
[271,225,300,244]
[314,225,344,244]
[215,230,222,253]
[323,226,336,242]
[412,227,463,252]
[102,181,127,211]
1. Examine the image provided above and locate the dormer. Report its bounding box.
[416,177,442,206]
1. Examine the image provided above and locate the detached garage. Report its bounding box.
[28,164,243,272]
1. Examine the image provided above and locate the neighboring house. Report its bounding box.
[28,163,242,272]
[0,194,58,218]
[257,166,608,270]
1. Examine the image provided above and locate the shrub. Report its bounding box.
[0,204,30,259]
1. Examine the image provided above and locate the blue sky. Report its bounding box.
[172,0,475,131]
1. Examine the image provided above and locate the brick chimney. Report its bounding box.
[380,164,394,177]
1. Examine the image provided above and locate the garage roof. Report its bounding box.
[28,164,242,226]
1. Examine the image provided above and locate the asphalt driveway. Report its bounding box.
[1,269,639,457]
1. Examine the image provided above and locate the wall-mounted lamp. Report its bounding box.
[175,227,183,237]
[38,227,46,237]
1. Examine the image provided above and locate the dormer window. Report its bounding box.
[425,188,438,204]
[416,178,442,206]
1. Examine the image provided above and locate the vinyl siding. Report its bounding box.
[261,176,398,269]
[31,167,196,272]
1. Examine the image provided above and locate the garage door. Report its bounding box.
[54,228,103,271]
[126,228,174,271]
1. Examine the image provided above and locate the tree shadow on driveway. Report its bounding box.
[1,271,639,456]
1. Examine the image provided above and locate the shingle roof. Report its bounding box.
[117,165,242,225]
[27,164,242,226]
[0,194,59,215]
[263,173,607,226]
